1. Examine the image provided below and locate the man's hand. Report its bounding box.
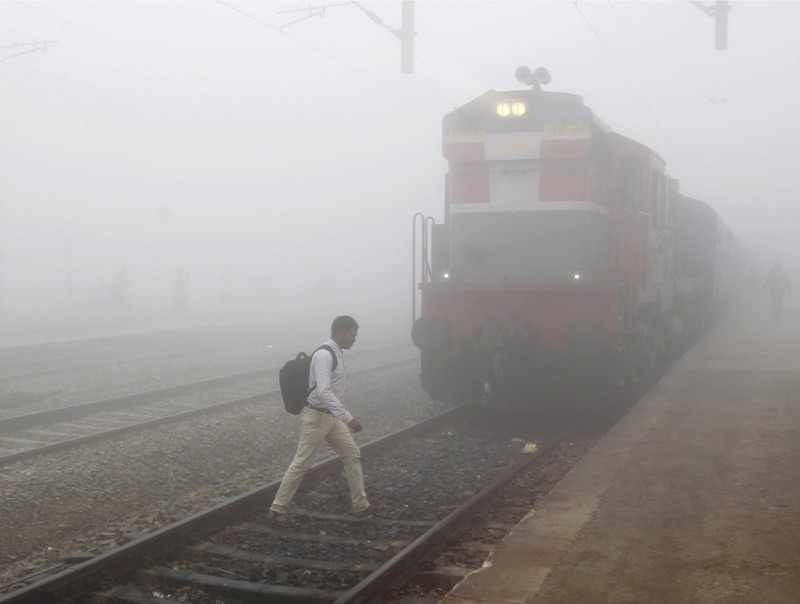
[348,418,363,433]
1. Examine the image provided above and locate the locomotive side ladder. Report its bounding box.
[412,213,435,325]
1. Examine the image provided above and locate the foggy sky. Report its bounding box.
[1,1,799,326]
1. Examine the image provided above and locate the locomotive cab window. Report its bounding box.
[620,155,641,209]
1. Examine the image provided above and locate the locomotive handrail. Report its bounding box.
[412,213,435,324]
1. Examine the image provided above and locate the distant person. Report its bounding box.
[110,267,132,316]
[763,263,791,322]
[270,316,377,519]
[174,267,188,316]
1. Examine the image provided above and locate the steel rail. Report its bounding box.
[0,354,416,466]
[0,369,267,432]
[0,406,464,604]
[0,392,266,466]
[0,343,412,431]
[333,409,598,603]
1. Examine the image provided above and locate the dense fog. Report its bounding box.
[1,1,798,340]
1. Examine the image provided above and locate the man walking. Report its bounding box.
[270,315,374,518]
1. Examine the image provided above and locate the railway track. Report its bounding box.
[0,324,285,381]
[0,345,416,466]
[0,405,598,603]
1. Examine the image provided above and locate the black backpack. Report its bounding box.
[278,345,337,414]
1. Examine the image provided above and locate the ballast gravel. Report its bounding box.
[0,362,450,588]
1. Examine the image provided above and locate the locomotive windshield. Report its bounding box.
[441,89,611,286]
[447,206,609,285]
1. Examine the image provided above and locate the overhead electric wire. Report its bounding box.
[18,1,184,86]
[3,59,179,113]
[572,1,678,156]
[215,0,432,109]
[4,2,317,129]
[13,1,280,120]
[10,0,440,120]
[217,1,385,84]
[16,0,281,112]
[3,5,205,117]
[640,1,740,120]
[604,2,681,139]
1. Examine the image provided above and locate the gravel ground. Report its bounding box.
[0,361,448,588]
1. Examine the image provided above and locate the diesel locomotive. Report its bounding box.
[412,67,743,404]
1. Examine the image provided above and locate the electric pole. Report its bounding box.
[691,1,730,50]
[347,0,415,73]
[400,0,414,74]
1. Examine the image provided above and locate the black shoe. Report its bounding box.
[269,510,288,524]
[354,503,382,518]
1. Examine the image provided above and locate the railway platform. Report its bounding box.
[443,304,800,604]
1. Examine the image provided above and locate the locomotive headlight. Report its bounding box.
[571,271,583,283]
[495,101,526,118]
[438,268,453,282]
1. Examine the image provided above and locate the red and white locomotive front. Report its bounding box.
[413,76,672,404]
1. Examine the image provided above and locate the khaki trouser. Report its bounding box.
[270,406,369,514]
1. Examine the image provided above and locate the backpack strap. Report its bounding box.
[316,344,338,372]
[307,345,338,396]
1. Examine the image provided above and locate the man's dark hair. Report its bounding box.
[331,315,359,336]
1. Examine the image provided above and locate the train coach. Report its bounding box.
[412,67,744,405]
